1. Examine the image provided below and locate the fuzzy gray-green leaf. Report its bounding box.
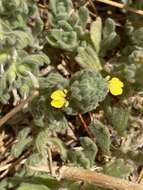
[17,183,50,190]
[103,159,133,178]
[75,45,102,71]
[65,70,108,115]
[90,17,102,53]
[89,119,111,155]
[11,128,32,158]
[80,137,98,166]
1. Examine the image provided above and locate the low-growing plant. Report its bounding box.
[1,0,143,190]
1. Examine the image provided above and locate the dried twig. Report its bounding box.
[0,163,12,172]
[89,0,98,15]
[78,114,93,138]
[0,91,39,127]
[96,0,143,16]
[61,166,143,190]
[47,146,54,175]
[29,165,143,190]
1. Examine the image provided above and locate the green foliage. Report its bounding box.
[0,50,50,104]
[36,131,67,161]
[131,27,143,47]
[14,173,61,190]
[68,149,91,168]
[81,183,109,190]
[105,105,130,136]
[68,137,97,168]
[46,0,89,51]
[0,0,48,105]
[30,96,46,127]
[2,1,143,190]
[0,0,43,32]
[80,137,98,166]
[75,45,102,71]
[17,183,50,190]
[11,128,32,157]
[129,48,143,64]
[100,18,120,57]
[75,17,103,72]
[103,159,133,178]
[30,94,69,132]
[65,69,108,115]
[25,153,48,176]
[39,72,69,90]
[89,119,111,155]
[90,17,102,54]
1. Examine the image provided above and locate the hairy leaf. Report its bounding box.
[90,17,102,53]
[89,119,111,155]
[80,137,98,166]
[11,128,32,158]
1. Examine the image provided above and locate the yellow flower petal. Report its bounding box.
[51,98,65,108]
[109,86,123,96]
[108,77,124,96]
[109,77,124,88]
[50,89,69,108]
[51,90,66,100]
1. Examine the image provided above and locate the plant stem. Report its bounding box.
[0,91,39,127]
[96,0,143,16]
[29,165,143,190]
[60,166,143,190]
[78,114,93,138]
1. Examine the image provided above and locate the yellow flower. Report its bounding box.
[50,89,69,108]
[108,77,124,96]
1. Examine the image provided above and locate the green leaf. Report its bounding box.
[0,52,8,64]
[11,128,32,158]
[9,30,34,48]
[109,106,130,136]
[46,29,78,51]
[75,45,102,71]
[17,183,50,190]
[35,130,49,154]
[30,96,46,127]
[89,119,111,155]
[103,18,116,38]
[48,137,67,161]
[78,7,89,28]
[49,0,73,16]
[39,72,69,90]
[65,70,108,115]
[82,183,109,190]
[25,153,48,176]
[131,27,143,47]
[127,150,143,165]
[36,130,67,161]
[103,159,133,178]
[48,116,69,133]
[68,149,90,168]
[21,54,50,67]
[101,18,120,56]
[90,17,102,53]
[80,137,98,166]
